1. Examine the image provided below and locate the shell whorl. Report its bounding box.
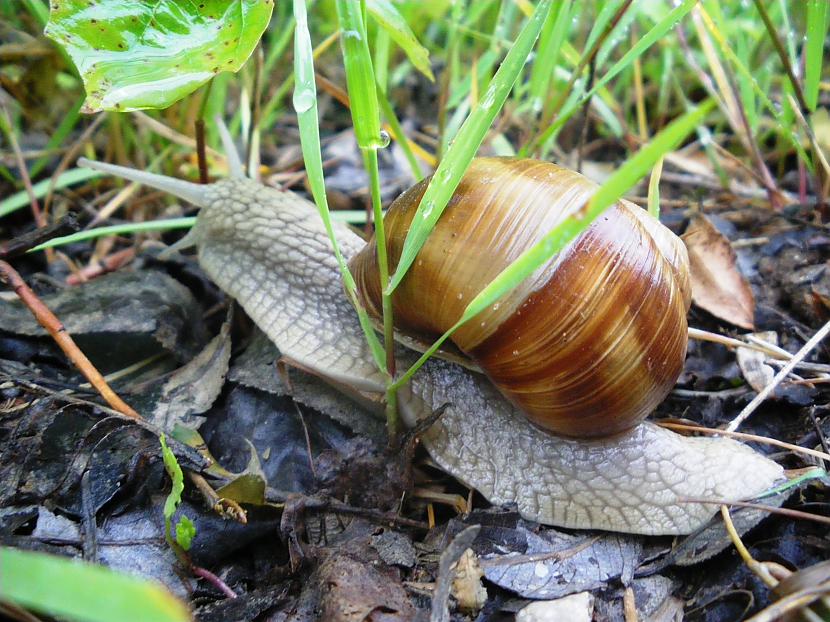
[350,157,692,437]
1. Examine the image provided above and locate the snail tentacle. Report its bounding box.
[78,158,210,208]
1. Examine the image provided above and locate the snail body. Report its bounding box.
[351,158,691,437]
[78,154,783,535]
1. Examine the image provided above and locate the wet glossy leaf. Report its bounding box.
[45,0,274,112]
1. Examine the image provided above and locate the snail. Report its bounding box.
[350,157,691,438]
[77,143,782,536]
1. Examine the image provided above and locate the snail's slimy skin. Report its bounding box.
[77,161,783,535]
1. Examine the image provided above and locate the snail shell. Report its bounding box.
[350,157,692,438]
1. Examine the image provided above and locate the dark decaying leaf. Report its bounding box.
[199,385,355,495]
[591,575,681,621]
[229,331,386,442]
[194,586,289,622]
[290,521,416,622]
[0,270,208,371]
[0,394,204,517]
[471,520,642,600]
[663,491,789,567]
[370,529,417,569]
[147,310,232,431]
[431,525,481,622]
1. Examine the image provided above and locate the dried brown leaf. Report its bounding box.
[682,213,755,329]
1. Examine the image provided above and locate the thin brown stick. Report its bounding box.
[681,498,830,527]
[659,422,830,463]
[65,247,136,286]
[751,0,808,113]
[1,105,45,227]
[0,260,140,419]
[191,564,237,599]
[42,114,106,215]
[195,119,209,185]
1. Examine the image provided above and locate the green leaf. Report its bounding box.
[175,516,196,552]
[386,0,553,294]
[0,547,191,622]
[44,0,274,112]
[160,434,184,522]
[367,0,434,81]
[160,434,196,556]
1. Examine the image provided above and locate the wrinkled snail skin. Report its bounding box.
[351,158,692,437]
[77,157,783,536]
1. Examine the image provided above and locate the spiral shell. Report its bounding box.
[350,157,691,438]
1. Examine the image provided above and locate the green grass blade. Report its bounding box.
[367,0,433,81]
[30,217,197,252]
[532,0,697,153]
[30,94,84,178]
[336,0,384,150]
[386,0,553,295]
[529,0,572,113]
[805,0,828,112]
[0,168,103,218]
[0,547,191,622]
[21,0,48,27]
[376,86,424,180]
[293,0,386,372]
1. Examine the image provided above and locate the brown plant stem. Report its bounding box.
[195,119,209,185]
[0,259,140,420]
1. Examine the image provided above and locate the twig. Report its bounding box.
[65,247,136,285]
[745,583,830,622]
[431,525,480,622]
[720,506,778,588]
[42,114,106,215]
[0,260,140,419]
[1,105,44,227]
[0,214,79,260]
[191,564,237,599]
[131,111,222,159]
[265,488,430,530]
[680,498,830,527]
[188,471,247,524]
[195,119,209,185]
[623,586,638,622]
[659,421,830,463]
[727,319,830,432]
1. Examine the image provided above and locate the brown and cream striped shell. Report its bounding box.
[350,157,691,438]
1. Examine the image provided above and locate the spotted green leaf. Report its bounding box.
[45,0,274,112]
